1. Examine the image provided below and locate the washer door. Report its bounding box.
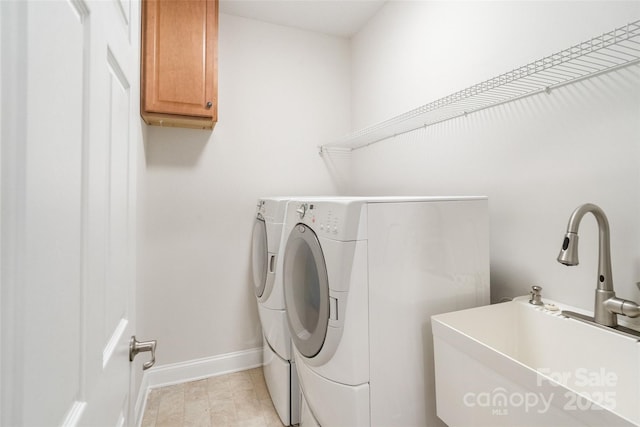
[283,223,330,358]
[251,215,268,298]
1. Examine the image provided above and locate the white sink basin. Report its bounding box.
[432,297,640,427]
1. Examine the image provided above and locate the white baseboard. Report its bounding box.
[134,347,262,426]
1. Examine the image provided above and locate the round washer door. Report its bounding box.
[283,223,330,358]
[251,216,268,298]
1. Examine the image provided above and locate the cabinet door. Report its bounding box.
[142,0,217,122]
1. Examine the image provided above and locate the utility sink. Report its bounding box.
[432,297,640,427]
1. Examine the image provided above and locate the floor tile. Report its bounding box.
[141,368,287,427]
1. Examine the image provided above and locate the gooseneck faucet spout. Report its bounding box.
[557,203,613,292]
[557,203,640,327]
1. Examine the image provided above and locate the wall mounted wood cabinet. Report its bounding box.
[141,0,218,129]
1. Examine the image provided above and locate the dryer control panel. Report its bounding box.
[289,200,366,241]
[258,197,289,223]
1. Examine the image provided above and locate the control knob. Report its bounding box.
[296,203,307,219]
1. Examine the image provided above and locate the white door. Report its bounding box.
[1,0,143,426]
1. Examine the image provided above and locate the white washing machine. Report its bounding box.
[282,197,490,427]
[251,197,299,426]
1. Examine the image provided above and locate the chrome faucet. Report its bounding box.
[557,203,640,327]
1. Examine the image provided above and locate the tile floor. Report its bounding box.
[141,368,286,427]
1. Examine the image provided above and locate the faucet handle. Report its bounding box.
[529,286,544,306]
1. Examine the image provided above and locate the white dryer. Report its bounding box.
[282,197,490,427]
[251,197,299,426]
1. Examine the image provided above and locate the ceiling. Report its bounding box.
[219,0,387,38]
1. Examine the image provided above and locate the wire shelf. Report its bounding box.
[320,20,640,154]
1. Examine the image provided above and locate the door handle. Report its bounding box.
[129,336,157,370]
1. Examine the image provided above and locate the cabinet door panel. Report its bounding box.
[142,0,217,122]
